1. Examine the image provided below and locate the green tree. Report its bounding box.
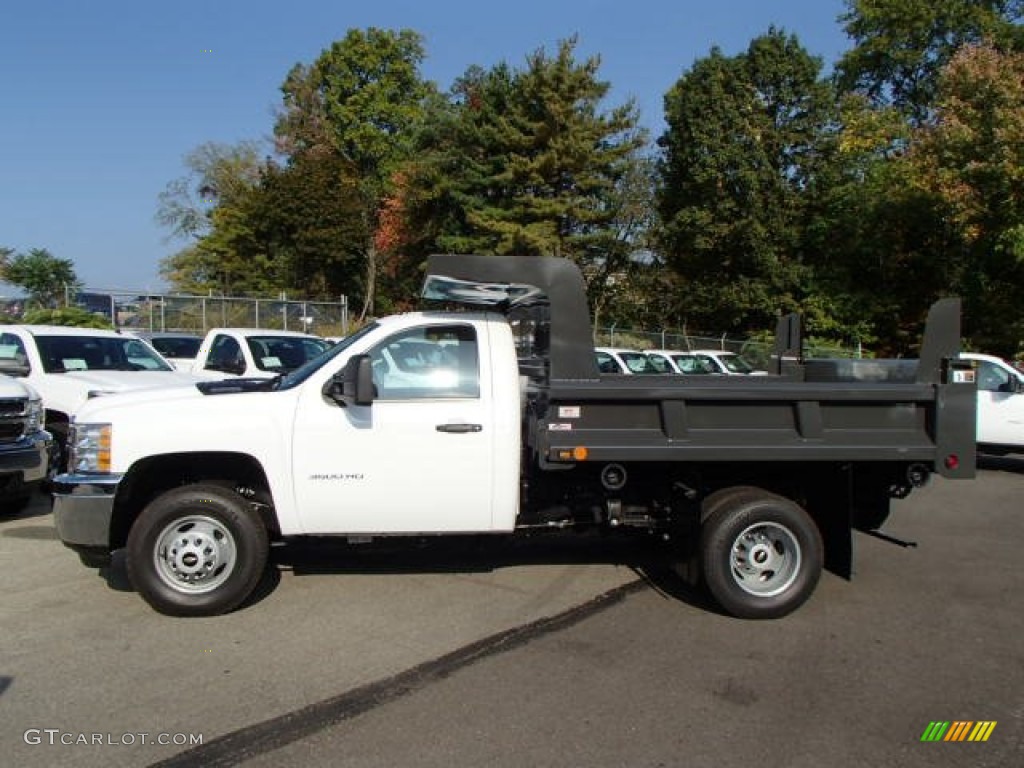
[252,152,368,300]
[157,141,368,300]
[156,141,265,242]
[156,142,270,295]
[658,29,836,333]
[584,153,660,330]
[910,42,1024,353]
[22,307,113,328]
[275,28,437,319]
[814,2,1024,353]
[405,37,648,313]
[2,248,80,309]
[836,0,1024,123]
[159,173,273,296]
[805,98,955,354]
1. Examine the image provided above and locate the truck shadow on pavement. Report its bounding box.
[0,488,54,522]
[98,549,285,612]
[96,533,721,615]
[270,533,723,615]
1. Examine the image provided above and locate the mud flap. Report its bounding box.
[806,465,854,580]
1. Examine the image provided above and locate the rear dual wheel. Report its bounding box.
[700,489,823,620]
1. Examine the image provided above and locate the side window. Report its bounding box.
[977,360,1012,393]
[0,333,29,375]
[622,353,655,374]
[647,355,672,373]
[596,351,621,374]
[368,325,479,400]
[207,335,243,372]
[697,355,719,374]
[675,356,708,374]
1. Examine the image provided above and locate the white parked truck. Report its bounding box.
[646,349,768,375]
[0,325,200,469]
[190,328,331,379]
[0,374,48,513]
[959,352,1024,454]
[52,256,976,619]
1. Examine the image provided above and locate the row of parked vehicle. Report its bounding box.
[0,320,1022,520]
[595,347,767,376]
[0,324,333,491]
[591,345,1024,457]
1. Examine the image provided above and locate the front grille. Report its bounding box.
[0,423,23,441]
[0,398,24,417]
[0,398,28,443]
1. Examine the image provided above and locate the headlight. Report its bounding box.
[68,423,112,473]
[87,390,117,399]
[25,397,43,434]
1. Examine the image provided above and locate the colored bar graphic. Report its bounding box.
[968,722,997,742]
[945,721,972,741]
[920,720,996,742]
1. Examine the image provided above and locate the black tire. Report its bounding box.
[0,493,32,516]
[701,490,823,620]
[0,477,41,516]
[700,485,765,523]
[670,486,764,584]
[126,484,269,617]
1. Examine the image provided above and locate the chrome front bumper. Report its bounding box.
[52,473,123,555]
[0,430,50,485]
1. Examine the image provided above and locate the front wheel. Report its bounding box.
[701,490,823,620]
[126,484,269,616]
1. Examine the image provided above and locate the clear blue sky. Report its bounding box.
[1,0,850,294]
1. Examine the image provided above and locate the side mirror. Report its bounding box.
[206,359,246,376]
[0,360,30,377]
[324,354,375,406]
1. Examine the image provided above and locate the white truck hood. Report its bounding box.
[63,369,202,394]
[72,375,275,422]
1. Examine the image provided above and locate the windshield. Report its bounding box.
[276,323,379,389]
[246,335,332,374]
[36,335,173,372]
[720,353,755,374]
[618,352,660,374]
[149,336,201,359]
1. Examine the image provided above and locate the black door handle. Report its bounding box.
[436,423,483,433]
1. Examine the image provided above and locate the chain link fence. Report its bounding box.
[76,290,350,338]
[594,326,859,368]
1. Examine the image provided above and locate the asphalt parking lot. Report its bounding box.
[3,459,1022,767]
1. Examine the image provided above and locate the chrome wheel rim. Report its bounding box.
[153,515,236,594]
[729,521,801,597]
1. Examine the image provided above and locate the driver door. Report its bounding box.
[291,322,495,534]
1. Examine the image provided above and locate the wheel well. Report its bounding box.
[688,464,863,580]
[110,452,278,550]
[45,409,69,434]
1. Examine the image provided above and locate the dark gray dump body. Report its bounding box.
[425,254,976,481]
